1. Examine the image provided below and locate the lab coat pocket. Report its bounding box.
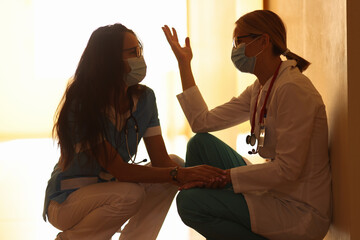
[259,116,276,159]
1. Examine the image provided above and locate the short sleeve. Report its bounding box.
[147,90,160,127]
[143,88,161,137]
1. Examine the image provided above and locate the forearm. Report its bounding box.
[151,156,179,168]
[113,163,177,183]
[97,139,226,185]
[178,60,196,91]
[111,161,226,187]
[91,140,176,184]
[144,135,181,168]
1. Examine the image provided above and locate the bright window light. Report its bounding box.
[0,1,189,239]
[0,1,263,239]
[0,0,187,141]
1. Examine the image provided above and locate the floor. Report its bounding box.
[0,135,262,239]
[0,138,204,239]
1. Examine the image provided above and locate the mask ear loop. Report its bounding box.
[252,35,266,57]
[244,34,267,58]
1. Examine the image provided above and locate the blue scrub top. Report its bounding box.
[42,86,160,221]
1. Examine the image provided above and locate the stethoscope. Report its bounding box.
[124,96,147,164]
[246,61,282,155]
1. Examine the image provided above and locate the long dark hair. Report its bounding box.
[53,23,144,171]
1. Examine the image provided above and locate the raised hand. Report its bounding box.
[162,25,193,63]
[162,25,196,90]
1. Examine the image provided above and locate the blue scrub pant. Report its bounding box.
[176,133,267,240]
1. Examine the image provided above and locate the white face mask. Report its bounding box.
[124,56,147,86]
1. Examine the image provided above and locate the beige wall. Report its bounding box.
[186,0,263,148]
[187,0,240,147]
[265,0,360,239]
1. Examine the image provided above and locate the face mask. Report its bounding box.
[231,37,263,73]
[124,56,147,86]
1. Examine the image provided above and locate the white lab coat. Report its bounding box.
[177,60,331,240]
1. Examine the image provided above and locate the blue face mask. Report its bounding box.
[231,38,263,74]
[124,56,147,86]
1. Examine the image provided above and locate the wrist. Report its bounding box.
[170,166,180,183]
[226,169,232,183]
[177,56,191,65]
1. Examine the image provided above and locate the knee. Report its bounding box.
[111,183,145,216]
[176,189,199,223]
[187,133,220,152]
[186,133,211,158]
[187,133,210,149]
[169,154,185,167]
[186,133,218,167]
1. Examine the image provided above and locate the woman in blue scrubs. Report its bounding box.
[43,23,227,240]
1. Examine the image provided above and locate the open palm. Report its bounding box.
[162,25,193,63]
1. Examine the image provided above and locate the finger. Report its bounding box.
[163,25,171,34]
[181,166,225,183]
[190,172,217,183]
[188,169,222,182]
[185,37,191,48]
[189,173,214,182]
[179,182,197,190]
[172,27,179,42]
[212,179,221,189]
[202,165,227,175]
[212,177,228,189]
[208,178,222,189]
[179,181,205,190]
[196,167,226,180]
[218,180,229,189]
[216,177,228,188]
[204,180,214,189]
[162,25,173,42]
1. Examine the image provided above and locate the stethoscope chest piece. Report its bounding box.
[246,133,257,146]
[246,61,282,155]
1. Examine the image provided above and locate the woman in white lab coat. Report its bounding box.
[162,10,331,240]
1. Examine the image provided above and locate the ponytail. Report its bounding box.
[282,49,310,72]
[236,10,311,72]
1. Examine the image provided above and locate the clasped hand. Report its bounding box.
[176,165,231,190]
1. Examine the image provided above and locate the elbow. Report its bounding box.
[187,111,212,133]
[190,125,206,133]
[281,172,300,182]
[276,164,303,182]
[188,119,208,133]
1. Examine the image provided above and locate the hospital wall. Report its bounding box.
[265,1,360,239]
[186,0,263,150]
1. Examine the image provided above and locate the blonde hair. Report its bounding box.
[235,10,310,72]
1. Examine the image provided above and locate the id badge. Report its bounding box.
[258,125,265,147]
